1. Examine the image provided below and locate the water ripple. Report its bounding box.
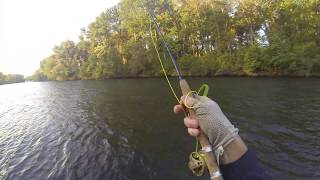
[0,79,319,180]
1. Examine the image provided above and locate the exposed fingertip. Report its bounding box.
[173,104,184,114]
[184,117,199,128]
[188,128,200,137]
[179,96,184,103]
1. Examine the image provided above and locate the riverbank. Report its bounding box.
[29,0,319,83]
[0,72,25,85]
[3,73,319,85]
[27,72,320,82]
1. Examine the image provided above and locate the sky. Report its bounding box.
[0,0,120,76]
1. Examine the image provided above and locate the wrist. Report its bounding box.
[220,135,247,165]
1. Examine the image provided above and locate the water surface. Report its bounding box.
[0,78,319,180]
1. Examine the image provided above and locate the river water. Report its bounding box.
[0,78,319,180]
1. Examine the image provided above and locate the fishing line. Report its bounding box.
[149,19,180,103]
[148,10,212,177]
[149,15,210,143]
[149,17,210,102]
[148,12,182,79]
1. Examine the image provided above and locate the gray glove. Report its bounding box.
[185,95,239,149]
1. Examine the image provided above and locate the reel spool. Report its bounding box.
[188,152,206,176]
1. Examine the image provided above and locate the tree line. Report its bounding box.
[0,72,24,85]
[30,0,320,81]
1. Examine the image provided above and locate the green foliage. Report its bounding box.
[0,72,25,85]
[179,54,216,76]
[28,70,47,81]
[31,0,320,81]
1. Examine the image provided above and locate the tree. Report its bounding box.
[31,0,320,80]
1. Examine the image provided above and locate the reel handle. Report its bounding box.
[179,79,223,180]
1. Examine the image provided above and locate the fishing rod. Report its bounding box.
[146,6,223,180]
[148,13,182,79]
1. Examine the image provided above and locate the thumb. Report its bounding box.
[181,94,201,109]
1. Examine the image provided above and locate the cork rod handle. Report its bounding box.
[179,79,223,180]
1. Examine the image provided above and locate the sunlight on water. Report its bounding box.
[0,78,319,180]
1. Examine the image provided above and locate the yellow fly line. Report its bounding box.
[149,18,210,153]
[149,17,218,177]
[149,20,180,103]
[149,19,209,103]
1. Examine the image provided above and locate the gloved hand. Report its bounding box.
[174,95,239,150]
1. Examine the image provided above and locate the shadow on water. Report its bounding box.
[0,77,319,180]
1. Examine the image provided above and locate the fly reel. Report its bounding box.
[188,151,206,176]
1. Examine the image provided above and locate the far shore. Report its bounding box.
[1,73,319,85]
[29,73,320,82]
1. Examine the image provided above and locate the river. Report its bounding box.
[0,78,319,180]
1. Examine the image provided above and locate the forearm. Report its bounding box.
[220,135,248,165]
[219,137,269,180]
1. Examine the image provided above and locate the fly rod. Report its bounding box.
[147,9,223,180]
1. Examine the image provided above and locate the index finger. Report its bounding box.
[173,104,184,114]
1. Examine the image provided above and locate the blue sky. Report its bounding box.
[0,0,120,76]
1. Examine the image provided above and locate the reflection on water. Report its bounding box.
[0,78,319,180]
